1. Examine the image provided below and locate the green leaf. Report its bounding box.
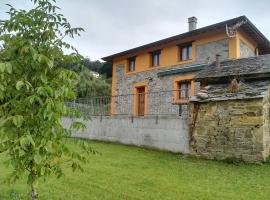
[16,81,24,90]
[19,135,35,149]
[40,73,47,83]
[0,63,5,72]
[71,121,86,130]
[47,59,54,68]
[5,63,12,74]
[40,167,45,176]
[34,153,42,164]
[45,141,53,153]
[18,148,26,157]
[38,55,47,64]
[12,115,23,128]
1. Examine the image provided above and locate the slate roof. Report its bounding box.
[190,80,270,102]
[102,16,270,62]
[195,54,270,82]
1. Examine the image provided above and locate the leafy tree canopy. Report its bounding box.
[66,56,112,78]
[0,0,93,199]
[77,67,111,98]
[64,57,112,98]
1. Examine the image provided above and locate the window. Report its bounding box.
[151,51,161,67]
[128,57,136,72]
[177,80,191,116]
[180,44,192,61]
[178,81,191,100]
[136,87,146,116]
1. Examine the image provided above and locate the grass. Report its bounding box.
[1,139,270,200]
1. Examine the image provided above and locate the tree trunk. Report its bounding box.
[31,184,38,200]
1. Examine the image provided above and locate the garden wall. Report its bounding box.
[63,116,190,154]
[189,97,270,163]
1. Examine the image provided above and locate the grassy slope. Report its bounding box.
[1,140,270,200]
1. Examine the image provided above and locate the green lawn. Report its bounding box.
[1,140,270,200]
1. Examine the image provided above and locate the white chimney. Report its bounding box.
[188,17,197,31]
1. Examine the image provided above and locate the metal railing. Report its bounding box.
[66,89,190,118]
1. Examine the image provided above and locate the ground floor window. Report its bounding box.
[173,77,194,116]
[178,81,191,100]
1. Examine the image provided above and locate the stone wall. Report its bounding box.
[63,116,190,153]
[115,64,199,115]
[114,39,229,115]
[189,98,269,163]
[240,41,255,58]
[263,88,270,157]
[196,39,229,63]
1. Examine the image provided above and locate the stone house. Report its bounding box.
[102,16,270,116]
[70,16,270,162]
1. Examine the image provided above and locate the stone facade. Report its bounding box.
[115,64,194,115]
[115,63,202,115]
[262,88,270,157]
[240,41,255,58]
[114,39,229,115]
[189,93,270,163]
[196,39,229,63]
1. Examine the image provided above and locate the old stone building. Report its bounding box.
[102,16,270,116]
[71,16,270,162]
[189,55,270,162]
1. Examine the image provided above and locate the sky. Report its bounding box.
[0,0,269,61]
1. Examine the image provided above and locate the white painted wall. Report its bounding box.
[63,116,190,154]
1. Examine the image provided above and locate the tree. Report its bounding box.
[0,0,92,199]
[82,58,103,72]
[77,67,111,98]
[63,57,111,97]
[79,58,112,78]
[99,62,112,78]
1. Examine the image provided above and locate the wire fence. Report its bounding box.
[66,89,190,119]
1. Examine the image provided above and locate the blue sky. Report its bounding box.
[0,0,269,61]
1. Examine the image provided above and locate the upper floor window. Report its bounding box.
[180,44,192,61]
[151,51,161,67]
[127,57,136,72]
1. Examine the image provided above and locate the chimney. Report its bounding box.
[216,54,221,68]
[188,17,197,31]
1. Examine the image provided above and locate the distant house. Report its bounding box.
[102,16,270,116]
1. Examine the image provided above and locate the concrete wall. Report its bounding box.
[189,98,269,163]
[63,116,190,154]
